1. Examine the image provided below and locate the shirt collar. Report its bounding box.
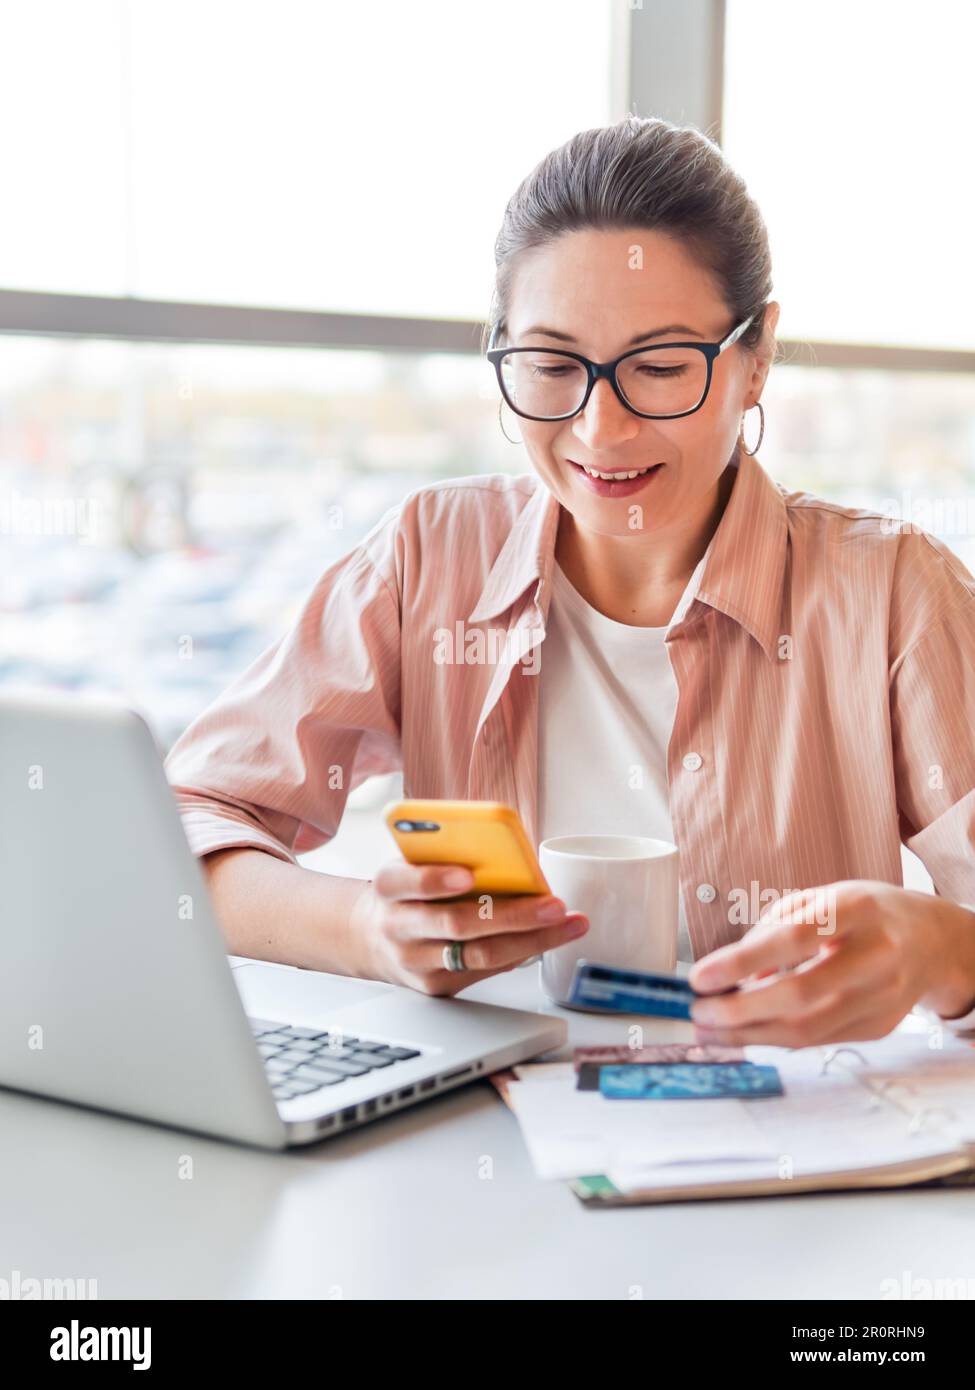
[467,448,788,660]
[694,447,789,660]
[466,479,560,624]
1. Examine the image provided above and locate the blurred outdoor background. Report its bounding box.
[1,0,972,885]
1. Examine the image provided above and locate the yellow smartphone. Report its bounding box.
[382,799,550,897]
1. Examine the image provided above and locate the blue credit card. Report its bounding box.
[598,1061,783,1099]
[568,959,737,1019]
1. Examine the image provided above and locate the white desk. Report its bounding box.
[1,959,973,1300]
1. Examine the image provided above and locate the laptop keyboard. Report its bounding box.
[248,1017,423,1104]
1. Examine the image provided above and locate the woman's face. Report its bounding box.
[502,227,779,538]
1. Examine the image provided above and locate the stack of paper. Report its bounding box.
[494,1029,975,1203]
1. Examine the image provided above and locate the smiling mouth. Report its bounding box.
[568,461,664,480]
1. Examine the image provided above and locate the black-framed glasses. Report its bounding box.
[486,315,755,421]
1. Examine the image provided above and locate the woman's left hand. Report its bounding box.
[687,880,975,1047]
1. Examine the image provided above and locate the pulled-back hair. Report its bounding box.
[482,115,777,360]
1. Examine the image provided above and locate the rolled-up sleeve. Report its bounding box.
[164,513,403,864]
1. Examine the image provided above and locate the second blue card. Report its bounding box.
[598,1062,784,1099]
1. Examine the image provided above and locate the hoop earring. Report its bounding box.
[739,401,765,457]
[498,399,522,445]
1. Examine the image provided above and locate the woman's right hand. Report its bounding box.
[349,861,589,996]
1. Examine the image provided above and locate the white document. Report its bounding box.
[504,1076,779,1181]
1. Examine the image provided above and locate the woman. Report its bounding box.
[165,116,975,1047]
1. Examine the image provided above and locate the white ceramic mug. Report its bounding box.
[538,835,679,1007]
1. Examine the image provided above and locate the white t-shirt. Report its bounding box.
[537,545,711,963]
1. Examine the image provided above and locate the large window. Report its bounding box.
[2,0,972,887]
[2,0,614,315]
[723,0,974,352]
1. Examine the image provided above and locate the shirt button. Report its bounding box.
[682,752,703,771]
[696,883,716,904]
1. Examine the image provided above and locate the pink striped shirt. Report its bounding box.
[164,448,975,959]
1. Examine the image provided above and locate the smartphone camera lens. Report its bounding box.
[393,819,440,832]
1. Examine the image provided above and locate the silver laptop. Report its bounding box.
[0,689,565,1149]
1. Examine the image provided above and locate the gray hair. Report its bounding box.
[482,115,776,360]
